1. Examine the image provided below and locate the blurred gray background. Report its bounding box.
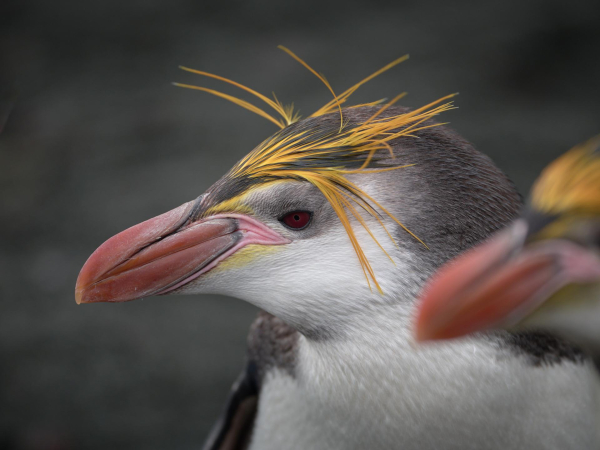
[1,0,599,448]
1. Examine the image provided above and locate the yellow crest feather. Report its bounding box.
[175,48,456,293]
[531,136,600,217]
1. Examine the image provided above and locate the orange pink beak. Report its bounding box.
[415,219,600,342]
[75,201,289,304]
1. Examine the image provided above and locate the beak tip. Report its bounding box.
[415,320,459,343]
[414,298,458,343]
[413,296,438,342]
[75,268,88,304]
[75,284,85,305]
[413,319,438,343]
[414,329,428,343]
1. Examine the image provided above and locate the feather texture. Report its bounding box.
[175,48,456,291]
[532,136,600,217]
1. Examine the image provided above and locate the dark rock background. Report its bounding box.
[1,0,599,448]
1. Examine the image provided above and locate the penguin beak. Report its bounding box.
[414,219,600,342]
[75,201,289,304]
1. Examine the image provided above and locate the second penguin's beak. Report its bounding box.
[415,219,600,341]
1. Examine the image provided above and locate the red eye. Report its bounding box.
[280,211,312,230]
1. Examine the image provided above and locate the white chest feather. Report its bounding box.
[249,321,599,450]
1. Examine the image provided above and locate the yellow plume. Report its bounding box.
[532,136,600,217]
[176,48,456,293]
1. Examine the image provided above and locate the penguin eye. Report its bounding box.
[280,211,312,230]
